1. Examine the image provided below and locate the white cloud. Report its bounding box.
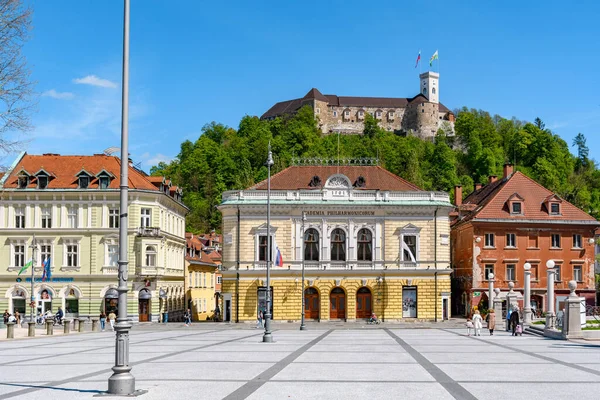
[139,152,173,167]
[73,74,118,89]
[42,89,75,100]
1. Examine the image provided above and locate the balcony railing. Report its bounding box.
[137,227,162,238]
[136,265,165,276]
[223,260,449,271]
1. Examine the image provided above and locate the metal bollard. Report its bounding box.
[78,319,85,333]
[45,319,54,335]
[92,318,99,332]
[72,318,78,330]
[6,322,15,339]
[63,319,71,334]
[28,321,35,337]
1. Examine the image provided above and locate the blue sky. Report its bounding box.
[7,0,600,169]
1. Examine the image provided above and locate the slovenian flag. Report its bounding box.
[415,50,421,68]
[272,236,284,267]
[42,257,51,282]
[429,50,438,66]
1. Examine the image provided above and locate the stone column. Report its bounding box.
[28,321,35,337]
[493,288,503,327]
[92,318,99,332]
[563,280,583,339]
[64,319,71,334]
[488,273,495,312]
[45,319,54,335]
[6,322,15,339]
[73,318,79,330]
[78,319,85,333]
[545,260,556,329]
[523,263,532,325]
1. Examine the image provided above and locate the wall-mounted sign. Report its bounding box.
[25,277,74,283]
[305,210,375,216]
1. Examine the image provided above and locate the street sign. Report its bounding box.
[16,278,22,282]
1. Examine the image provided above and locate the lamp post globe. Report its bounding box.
[524,263,531,270]
[546,259,555,269]
[488,273,494,280]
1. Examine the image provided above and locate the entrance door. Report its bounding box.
[304,288,320,320]
[402,287,417,318]
[356,287,372,319]
[225,300,231,322]
[139,299,150,322]
[442,298,449,320]
[329,287,346,320]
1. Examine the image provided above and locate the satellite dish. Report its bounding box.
[103,147,120,156]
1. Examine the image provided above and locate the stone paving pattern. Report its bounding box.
[0,324,599,399]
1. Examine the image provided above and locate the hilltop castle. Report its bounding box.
[261,72,455,138]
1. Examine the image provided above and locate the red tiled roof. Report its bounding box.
[456,172,598,225]
[3,154,157,190]
[250,166,421,191]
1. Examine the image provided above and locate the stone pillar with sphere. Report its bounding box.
[506,282,518,330]
[563,280,583,339]
[545,260,556,329]
[493,288,504,327]
[487,273,494,313]
[523,263,532,325]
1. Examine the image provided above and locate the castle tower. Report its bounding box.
[419,72,439,104]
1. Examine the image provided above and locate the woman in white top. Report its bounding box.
[472,310,483,336]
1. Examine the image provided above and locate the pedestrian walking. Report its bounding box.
[14,311,21,328]
[506,307,512,331]
[465,318,473,336]
[99,312,107,331]
[3,309,9,325]
[510,307,520,336]
[472,310,483,336]
[184,309,192,326]
[256,309,263,329]
[108,311,116,331]
[487,308,496,335]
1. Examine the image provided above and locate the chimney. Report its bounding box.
[488,175,498,184]
[454,185,463,206]
[503,163,514,179]
[474,183,482,191]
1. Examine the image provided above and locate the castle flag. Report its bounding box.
[429,50,439,66]
[415,51,421,68]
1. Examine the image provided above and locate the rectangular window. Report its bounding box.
[573,234,582,249]
[506,264,516,281]
[109,208,119,228]
[211,274,214,288]
[530,264,538,280]
[484,264,494,280]
[344,111,350,118]
[17,176,28,189]
[402,235,417,262]
[41,206,52,228]
[40,245,51,265]
[333,111,338,117]
[574,266,582,282]
[99,176,110,189]
[258,235,272,262]
[506,233,516,248]
[66,244,78,267]
[217,276,222,284]
[38,175,48,189]
[15,207,25,228]
[202,272,205,287]
[511,202,522,214]
[108,245,118,267]
[484,233,495,248]
[68,206,78,228]
[551,234,561,248]
[79,176,90,189]
[141,208,151,228]
[555,264,561,281]
[14,245,25,267]
[315,108,320,114]
[194,272,199,288]
[550,203,560,215]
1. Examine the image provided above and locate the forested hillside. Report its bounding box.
[150,106,599,233]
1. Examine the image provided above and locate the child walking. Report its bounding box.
[466,318,474,336]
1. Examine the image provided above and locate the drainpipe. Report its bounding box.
[434,207,439,322]
[235,206,240,323]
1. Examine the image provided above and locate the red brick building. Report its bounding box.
[451,164,599,316]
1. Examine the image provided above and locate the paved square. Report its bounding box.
[1,325,599,399]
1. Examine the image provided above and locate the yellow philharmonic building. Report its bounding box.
[218,163,454,322]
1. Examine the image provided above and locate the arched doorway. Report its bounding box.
[356,287,372,319]
[138,289,151,322]
[37,287,54,316]
[10,287,27,315]
[64,287,80,318]
[330,287,346,320]
[104,288,119,314]
[304,287,320,320]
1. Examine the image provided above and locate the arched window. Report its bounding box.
[357,229,373,261]
[330,229,346,261]
[432,87,436,94]
[423,87,427,95]
[145,246,157,267]
[304,229,319,261]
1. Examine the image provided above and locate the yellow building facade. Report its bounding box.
[185,260,219,321]
[0,153,188,322]
[218,164,453,323]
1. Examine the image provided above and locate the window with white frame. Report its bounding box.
[357,229,373,261]
[402,235,417,261]
[15,207,25,228]
[551,234,561,248]
[145,246,156,267]
[141,208,151,228]
[217,276,222,284]
[40,245,51,266]
[330,228,346,261]
[506,233,516,248]
[573,234,582,249]
[66,244,78,267]
[195,272,199,288]
[506,264,516,281]
[37,175,48,189]
[484,233,495,248]
[484,264,494,280]
[107,244,118,267]
[41,206,52,228]
[14,244,25,268]
[109,208,119,228]
[258,235,272,262]
[555,264,562,281]
[68,206,78,228]
[211,274,214,288]
[574,266,582,282]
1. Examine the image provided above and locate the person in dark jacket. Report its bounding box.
[510,307,520,336]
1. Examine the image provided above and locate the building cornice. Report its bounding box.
[471,218,600,226]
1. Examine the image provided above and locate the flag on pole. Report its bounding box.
[415,50,421,68]
[272,236,284,267]
[429,50,439,66]
[42,257,52,282]
[18,259,32,276]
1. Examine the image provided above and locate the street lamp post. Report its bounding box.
[545,259,556,329]
[108,0,137,395]
[300,211,306,331]
[523,262,532,325]
[28,235,37,323]
[487,272,494,312]
[263,144,274,343]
